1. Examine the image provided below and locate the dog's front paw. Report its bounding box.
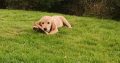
[68,26,72,28]
[33,27,39,31]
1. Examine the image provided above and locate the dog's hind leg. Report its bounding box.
[60,16,72,28]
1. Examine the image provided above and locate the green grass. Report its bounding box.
[0,9,120,63]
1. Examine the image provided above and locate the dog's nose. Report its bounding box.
[44,28,47,31]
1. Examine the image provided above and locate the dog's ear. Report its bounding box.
[39,22,42,26]
[50,22,56,32]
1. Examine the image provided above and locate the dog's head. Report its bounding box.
[39,18,56,33]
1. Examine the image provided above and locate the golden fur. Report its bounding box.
[33,16,72,35]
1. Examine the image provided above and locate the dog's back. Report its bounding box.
[52,16,64,28]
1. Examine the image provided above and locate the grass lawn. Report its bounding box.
[0,9,120,63]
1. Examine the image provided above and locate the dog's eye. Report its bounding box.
[47,22,50,24]
[42,22,44,24]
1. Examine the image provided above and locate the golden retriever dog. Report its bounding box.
[33,16,72,35]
